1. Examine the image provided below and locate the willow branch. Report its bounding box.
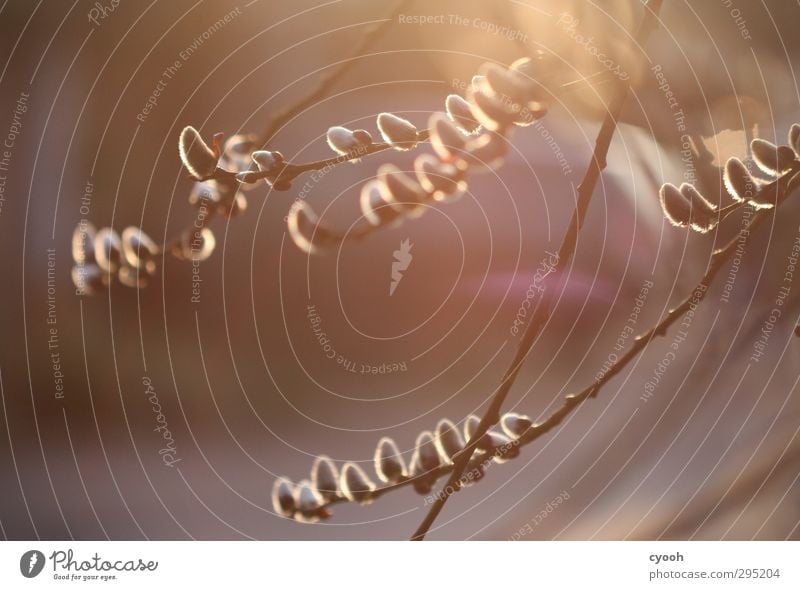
[310,166,800,520]
[410,0,665,541]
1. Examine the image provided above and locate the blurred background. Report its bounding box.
[0,0,799,540]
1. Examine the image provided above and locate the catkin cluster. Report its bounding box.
[283,56,552,253]
[659,125,800,232]
[271,412,534,522]
[71,224,161,293]
[73,55,557,291]
[69,129,260,293]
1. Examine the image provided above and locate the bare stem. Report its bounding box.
[239,131,431,186]
[157,1,409,258]
[409,0,665,541]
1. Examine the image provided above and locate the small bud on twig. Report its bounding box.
[189,181,222,209]
[463,414,490,451]
[179,126,219,180]
[251,150,283,174]
[751,138,794,175]
[376,163,428,217]
[272,477,296,518]
[118,264,150,289]
[287,200,337,254]
[94,228,122,273]
[789,124,800,157]
[374,437,407,483]
[412,431,440,472]
[409,432,440,495]
[724,157,757,203]
[377,112,419,150]
[311,455,340,501]
[360,180,403,226]
[414,154,466,202]
[429,112,468,164]
[679,183,718,233]
[486,430,518,463]
[500,412,533,439]
[71,263,106,294]
[467,87,519,131]
[294,479,326,522]
[480,62,537,106]
[326,126,372,157]
[659,183,692,229]
[121,227,158,274]
[445,94,481,134]
[340,462,375,504]
[462,131,508,171]
[176,227,216,261]
[221,134,258,172]
[408,454,434,494]
[434,418,465,463]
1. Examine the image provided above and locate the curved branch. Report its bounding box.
[410,0,665,541]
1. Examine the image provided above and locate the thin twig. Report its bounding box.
[158,1,409,257]
[256,0,413,148]
[410,0,665,541]
[239,131,431,186]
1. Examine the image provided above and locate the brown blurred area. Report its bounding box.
[0,0,798,540]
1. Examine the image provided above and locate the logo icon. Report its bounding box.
[20,550,45,578]
[389,239,413,296]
